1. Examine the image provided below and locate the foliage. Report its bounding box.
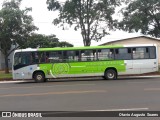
[0,0,37,73]
[119,0,160,38]
[46,0,121,46]
[22,33,73,48]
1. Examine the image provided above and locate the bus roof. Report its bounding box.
[14,44,157,52]
[39,44,156,51]
[38,45,124,51]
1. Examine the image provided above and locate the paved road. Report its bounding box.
[0,76,160,112]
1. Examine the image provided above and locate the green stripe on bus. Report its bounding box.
[39,60,125,76]
[38,45,124,51]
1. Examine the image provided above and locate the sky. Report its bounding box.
[0,0,142,47]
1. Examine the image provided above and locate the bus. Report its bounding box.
[12,44,158,82]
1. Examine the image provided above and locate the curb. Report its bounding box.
[0,75,160,83]
[0,80,26,84]
[119,75,160,78]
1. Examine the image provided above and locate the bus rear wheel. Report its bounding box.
[104,69,117,80]
[34,72,45,83]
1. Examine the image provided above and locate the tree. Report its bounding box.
[118,0,160,38]
[59,41,73,47]
[0,0,37,73]
[22,33,73,48]
[46,0,121,46]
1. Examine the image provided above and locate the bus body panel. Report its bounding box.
[13,65,38,80]
[132,59,158,74]
[119,59,158,75]
[123,60,133,75]
[39,60,126,78]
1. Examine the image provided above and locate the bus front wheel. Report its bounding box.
[34,72,45,83]
[104,69,117,80]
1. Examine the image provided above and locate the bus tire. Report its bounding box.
[34,72,45,83]
[104,69,117,80]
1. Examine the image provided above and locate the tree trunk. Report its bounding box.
[84,38,91,46]
[4,55,9,74]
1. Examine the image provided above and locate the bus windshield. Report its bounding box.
[14,52,31,70]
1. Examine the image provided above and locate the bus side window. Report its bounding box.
[65,51,80,62]
[48,51,63,63]
[76,51,80,61]
[39,52,45,63]
[21,52,30,65]
[80,50,95,61]
[144,47,149,58]
[30,52,36,64]
[93,50,97,60]
[34,52,39,63]
[31,52,45,63]
[149,46,156,59]
[45,52,49,63]
[132,47,149,59]
[97,49,114,60]
[115,48,132,60]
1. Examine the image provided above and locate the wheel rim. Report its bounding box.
[107,72,114,79]
[37,75,42,81]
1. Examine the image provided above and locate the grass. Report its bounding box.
[0,71,12,79]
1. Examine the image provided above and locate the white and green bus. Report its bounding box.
[12,44,158,82]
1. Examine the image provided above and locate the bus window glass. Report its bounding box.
[63,51,79,62]
[132,47,149,59]
[149,46,156,59]
[97,49,114,60]
[81,50,96,61]
[14,52,21,66]
[30,52,45,64]
[22,53,30,65]
[14,52,30,66]
[115,48,132,60]
[46,51,62,63]
[38,52,45,63]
